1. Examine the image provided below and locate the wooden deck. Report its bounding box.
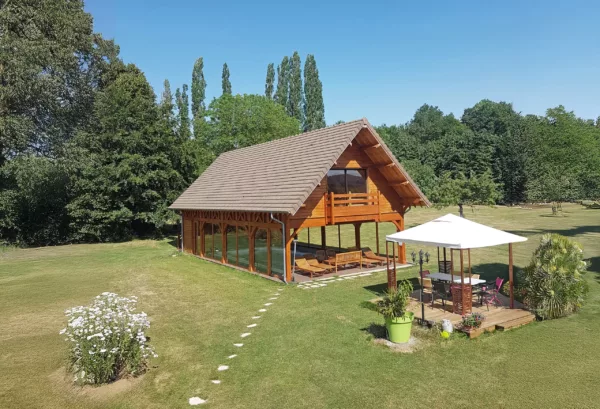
[408,291,535,338]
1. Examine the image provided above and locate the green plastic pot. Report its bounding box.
[385,312,415,343]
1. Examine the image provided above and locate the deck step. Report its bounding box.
[495,314,536,331]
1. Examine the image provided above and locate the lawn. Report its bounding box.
[1,204,599,408]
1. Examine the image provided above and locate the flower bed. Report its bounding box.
[60,292,157,385]
[460,312,486,330]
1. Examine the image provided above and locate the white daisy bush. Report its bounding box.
[60,292,157,385]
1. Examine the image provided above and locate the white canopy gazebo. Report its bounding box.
[385,213,527,312]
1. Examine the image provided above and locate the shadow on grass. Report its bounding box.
[363,277,421,296]
[361,322,387,339]
[507,224,600,239]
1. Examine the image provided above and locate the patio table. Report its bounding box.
[427,272,486,285]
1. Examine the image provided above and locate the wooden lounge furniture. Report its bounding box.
[295,258,327,279]
[329,250,375,273]
[362,247,388,263]
[315,250,327,262]
[305,255,334,272]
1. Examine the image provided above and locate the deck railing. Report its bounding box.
[325,192,381,224]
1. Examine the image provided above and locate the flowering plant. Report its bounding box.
[460,312,485,329]
[60,292,157,385]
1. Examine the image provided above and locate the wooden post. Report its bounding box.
[330,192,335,225]
[460,249,465,314]
[338,224,341,251]
[354,222,361,249]
[248,227,256,272]
[321,226,326,249]
[375,222,380,255]
[267,229,272,276]
[285,227,292,283]
[221,223,227,264]
[468,248,471,278]
[399,216,407,264]
[509,243,514,309]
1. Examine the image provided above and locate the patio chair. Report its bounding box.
[361,247,387,263]
[294,258,327,279]
[431,281,451,308]
[478,277,504,310]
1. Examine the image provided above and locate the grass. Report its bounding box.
[1,204,599,408]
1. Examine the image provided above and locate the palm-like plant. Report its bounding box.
[376,280,413,319]
[523,234,588,320]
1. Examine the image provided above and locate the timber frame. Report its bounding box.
[173,118,430,283]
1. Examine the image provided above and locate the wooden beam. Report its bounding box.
[285,226,292,282]
[390,181,410,187]
[378,163,395,169]
[321,226,326,249]
[375,222,380,255]
[354,222,362,249]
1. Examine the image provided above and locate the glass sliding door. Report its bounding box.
[254,229,268,274]
[270,229,284,277]
[237,226,250,269]
[226,226,237,265]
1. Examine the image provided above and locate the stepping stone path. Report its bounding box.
[189,286,284,406]
[189,397,206,405]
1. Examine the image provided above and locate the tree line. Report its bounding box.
[1,1,598,247]
[377,102,600,207]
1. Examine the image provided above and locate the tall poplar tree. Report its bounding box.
[303,54,325,131]
[274,56,289,108]
[287,51,304,124]
[191,57,206,118]
[265,63,275,99]
[159,79,175,126]
[175,84,191,139]
[222,63,232,95]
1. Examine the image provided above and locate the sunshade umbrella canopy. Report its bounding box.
[386,213,527,249]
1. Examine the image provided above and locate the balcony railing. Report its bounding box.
[324,192,381,224]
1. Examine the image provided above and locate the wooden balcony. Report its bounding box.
[325,192,382,224]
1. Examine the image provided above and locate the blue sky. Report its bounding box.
[85,0,600,125]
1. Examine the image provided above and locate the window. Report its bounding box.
[327,169,367,194]
[204,223,214,259]
[213,224,223,260]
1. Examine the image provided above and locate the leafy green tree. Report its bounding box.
[201,94,300,158]
[0,0,97,164]
[191,57,206,118]
[287,52,304,124]
[408,104,465,143]
[175,85,191,139]
[68,66,185,241]
[222,63,232,95]
[159,80,176,128]
[431,171,501,208]
[265,63,275,99]
[401,160,437,199]
[523,234,589,320]
[461,99,519,136]
[303,54,325,131]
[0,156,71,245]
[274,56,289,109]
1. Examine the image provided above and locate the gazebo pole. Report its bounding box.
[509,243,514,309]
[468,249,471,278]
[460,249,465,314]
[450,249,454,282]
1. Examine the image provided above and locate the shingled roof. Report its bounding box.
[170,118,430,213]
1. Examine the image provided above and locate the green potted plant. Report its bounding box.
[375,280,414,343]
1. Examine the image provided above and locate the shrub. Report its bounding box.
[375,280,413,319]
[522,234,589,320]
[60,292,157,385]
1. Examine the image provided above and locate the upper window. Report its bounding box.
[327,169,367,194]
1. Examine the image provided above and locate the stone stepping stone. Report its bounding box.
[337,278,345,281]
[301,287,310,289]
[233,343,243,347]
[247,323,257,328]
[259,308,267,312]
[228,354,237,359]
[189,397,206,405]
[317,283,327,287]
[264,303,273,306]
[211,380,221,384]
[251,316,261,319]
[269,297,278,300]
[241,332,251,338]
[217,365,229,371]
